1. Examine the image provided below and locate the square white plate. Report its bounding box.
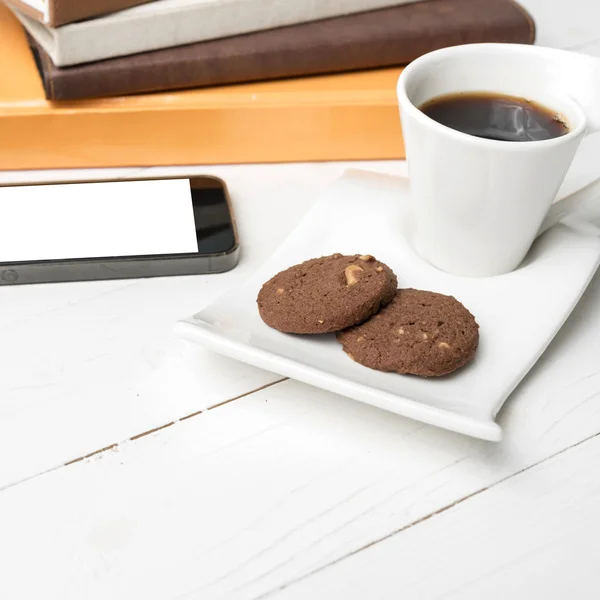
[176,170,600,441]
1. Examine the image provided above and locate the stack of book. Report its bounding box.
[0,0,535,170]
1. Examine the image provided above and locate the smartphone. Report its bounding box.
[0,175,239,286]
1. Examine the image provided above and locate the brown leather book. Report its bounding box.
[4,0,153,26]
[29,0,535,101]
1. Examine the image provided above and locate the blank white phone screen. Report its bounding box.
[0,179,200,263]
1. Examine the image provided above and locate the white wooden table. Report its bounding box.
[1,1,600,597]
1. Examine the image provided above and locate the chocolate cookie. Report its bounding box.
[257,254,397,334]
[336,288,479,377]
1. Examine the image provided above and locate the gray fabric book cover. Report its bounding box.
[29,0,536,101]
[12,0,425,66]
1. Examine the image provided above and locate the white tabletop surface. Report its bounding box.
[1,1,600,598]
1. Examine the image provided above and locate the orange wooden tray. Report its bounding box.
[0,3,405,170]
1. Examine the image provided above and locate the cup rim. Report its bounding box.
[397,43,588,151]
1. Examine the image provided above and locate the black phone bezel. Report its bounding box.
[0,175,240,286]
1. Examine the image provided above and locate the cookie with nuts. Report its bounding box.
[336,288,479,377]
[257,254,397,334]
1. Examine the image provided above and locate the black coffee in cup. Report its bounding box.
[420,92,569,142]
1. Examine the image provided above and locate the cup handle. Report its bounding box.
[537,127,600,236]
[533,49,600,236]
[537,170,600,236]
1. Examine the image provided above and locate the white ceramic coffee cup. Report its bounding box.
[397,43,600,277]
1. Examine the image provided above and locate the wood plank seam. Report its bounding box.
[65,377,288,463]
[257,427,600,599]
[0,377,287,494]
